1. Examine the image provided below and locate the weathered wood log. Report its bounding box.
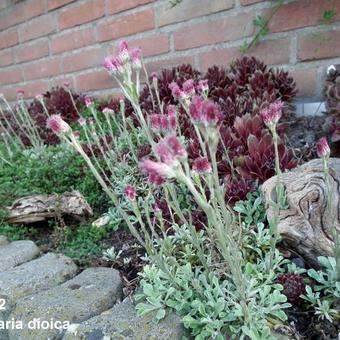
[262,158,340,267]
[6,191,93,225]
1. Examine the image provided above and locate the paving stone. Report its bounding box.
[0,253,77,340]
[0,240,40,272]
[8,267,123,340]
[0,253,78,304]
[63,297,189,340]
[0,236,9,246]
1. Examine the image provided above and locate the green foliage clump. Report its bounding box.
[56,224,108,260]
[0,144,110,215]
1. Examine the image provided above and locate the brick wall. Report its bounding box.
[0,0,340,102]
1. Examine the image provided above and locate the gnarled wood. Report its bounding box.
[7,191,93,225]
[262,158,340,266]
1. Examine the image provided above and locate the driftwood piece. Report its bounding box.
[7,191,93,225]
[262,158,340,266]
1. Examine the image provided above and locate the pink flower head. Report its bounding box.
[102,108,115,115]
[155,142,177,165]
[118,40,129,62]
[46,114,71,134]
[192,157,212,174]
[16,89,24,98]
[130,47,141,70]
[316,137,330,158]
[165,135,187,158]
[84,95,93,107]
[260,101,284,127]
[140,159,172,185]
[73,131,80,139]
[169,82,184,99]
[182,79,195,96]
[201,100,223,126]
[153,203,162,214]
[123,185,137,201]
[150,114,162,130]
[189,96,204,121]
[167,105,177,117]
[190,97,223,126]
[197,79,209,93]
[78,116,86,126]
[104,56,124,74]
[104,56,115,74]
[160,115,169,130]
[150,72,158,81]
[63,81,70,88]
[88,117,94,125]
[167,105,177,129]
[35,93,43,100]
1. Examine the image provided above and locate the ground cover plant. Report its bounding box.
[0,42,339,339]
[43,41,339,339]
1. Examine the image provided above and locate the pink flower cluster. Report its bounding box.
[104,40,141,75]
[316,137,330,158]
[84,95,93,108]
[150,105,177,132]
[46,114,70,134]
[192,157,212,174]
[140,135,186,185]
[260,101,284,127]
[189,96,223,126]
[123,185,137,201]
[169,79,209,100]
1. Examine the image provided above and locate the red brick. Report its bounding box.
[290,68,317,98]
[50,27,95,54]
[14,39,49,63]
[108,0,153,14]
[20,80,50,99]
[240,0,263,5]
[97,10,154,42]
[58,0,105,30]
[0,49,13,67]
[128,34,169,57]
[23,58,62,81]
[19,14,56,42]
[0,0,45,31]
[75,70,116,92]
[298,30,340,61]
[62,47,107,73]
[158,0,234,27]
[174,13,253,50]
[267,0,340,33]
[145,56,195,75]
[0,67,23,85]
[47,0,76,11]
[199,38,290,70]
[0,29,18,50]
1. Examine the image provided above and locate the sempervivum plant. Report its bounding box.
[205,57,297,125]
[28,86,84,145]
[324,65,340,155]
[278,273,306,303]
[99,55,297,203]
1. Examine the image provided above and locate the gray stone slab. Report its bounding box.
[8,267,123,340]
[0,240,40,272]
[62,297,189,340]
[0,253,78,304]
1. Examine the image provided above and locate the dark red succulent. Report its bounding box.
[237,134,297,182]
[278,273,306,303]
[25,86,85,146]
